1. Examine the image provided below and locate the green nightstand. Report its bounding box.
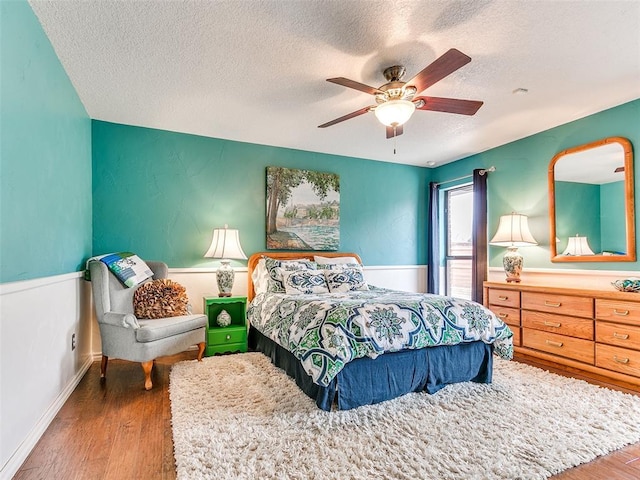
[203,296,248,356]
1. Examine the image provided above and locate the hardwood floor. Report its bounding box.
[13,353,640,480]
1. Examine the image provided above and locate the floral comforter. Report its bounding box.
[247,287,513,387]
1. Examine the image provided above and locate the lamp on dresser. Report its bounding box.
[489,212,537,283]
[204,225,247,297]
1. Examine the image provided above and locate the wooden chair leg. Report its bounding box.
[196,342,205,361]
[100,355,109,379]
[141,361,154,390]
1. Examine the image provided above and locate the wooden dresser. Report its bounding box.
[484,281,640,388]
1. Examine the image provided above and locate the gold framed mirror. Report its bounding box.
[549,136,635,262]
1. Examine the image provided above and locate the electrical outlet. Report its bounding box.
[71,333,76,351]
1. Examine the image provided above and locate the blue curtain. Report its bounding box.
[427,182,440,294]
[471,169,488,303]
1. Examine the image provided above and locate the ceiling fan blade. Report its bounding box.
[318,106,372,128]
[407,48,472,94]
[386,124,404,139]
[415,96,483,115]
[327,77,383,95]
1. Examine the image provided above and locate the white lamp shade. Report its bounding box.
[562,235,595,255]
[489,213,538,247]
[204,226,247,260]
[374,100,416,127]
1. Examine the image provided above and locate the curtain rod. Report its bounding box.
[435,166,496,186]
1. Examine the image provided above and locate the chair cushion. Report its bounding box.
[136,314,207,343]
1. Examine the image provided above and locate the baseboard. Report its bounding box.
[0,355,93,480]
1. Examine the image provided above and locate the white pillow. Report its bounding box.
[282,269,330,295]
[314,255,360,265]
[251,258,270,295]
[324,266,369,293]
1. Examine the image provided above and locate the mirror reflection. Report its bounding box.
[549,137,635,262]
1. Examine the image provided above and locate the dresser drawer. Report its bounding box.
[595,299,640,326]
[511,327,521,347]
[596,321,640,350]
[522,292,593,318]
[522,329,594,364]
[488,288,520,308]
[596,344,640,378]
[491,306,521,327]
[522,310,593,340]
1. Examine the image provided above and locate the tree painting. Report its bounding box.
[266,167,340,250]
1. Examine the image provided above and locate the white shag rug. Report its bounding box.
[169,353,640,480]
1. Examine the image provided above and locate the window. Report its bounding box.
[444,184,473,299]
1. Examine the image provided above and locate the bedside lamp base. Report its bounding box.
[216,260,235,297]
[503,246,523,283]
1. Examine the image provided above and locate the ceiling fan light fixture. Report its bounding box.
[374,99,416,127]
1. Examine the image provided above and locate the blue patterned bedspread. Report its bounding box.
[247,287,513,387]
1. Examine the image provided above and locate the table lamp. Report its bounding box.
[204,225,247,296]
[489,213,537,283]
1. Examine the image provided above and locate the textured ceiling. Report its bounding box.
[29,0,640,167]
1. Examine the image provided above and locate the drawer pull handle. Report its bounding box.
[613,355,630,365]
[545,340,563,348]
[226,334,231,341]
[613,309,630,316]
[544,321,562,328]
[544,301,562,308]
[613,332,629,340]
[498,313,508,318]
[498,296,508,301]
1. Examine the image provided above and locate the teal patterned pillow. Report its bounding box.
[264,257,317,293]
[282,269,329,294]
[324,266,369,293]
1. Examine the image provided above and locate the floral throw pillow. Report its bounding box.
[324,266,369,293]
[264,257,317,293]
[282,269,330,295]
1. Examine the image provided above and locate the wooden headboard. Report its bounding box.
[247,251,363,302]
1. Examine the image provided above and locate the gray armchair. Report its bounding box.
[89,260,206,390]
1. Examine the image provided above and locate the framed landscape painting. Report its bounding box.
[266,166,340,250]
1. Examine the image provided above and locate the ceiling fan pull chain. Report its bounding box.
[393,127,397,154]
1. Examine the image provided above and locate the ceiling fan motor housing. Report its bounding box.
[376,67,417,104]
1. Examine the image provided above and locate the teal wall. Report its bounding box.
[555,181,601,253]
[0,0,92,283]
[601,181,626,253]
[91,121,430,267]
[3,0,637,277]
[432,99,640,271]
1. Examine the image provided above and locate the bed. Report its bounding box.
[246,252,513,411]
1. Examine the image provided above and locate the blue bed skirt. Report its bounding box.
[249,327,493,411]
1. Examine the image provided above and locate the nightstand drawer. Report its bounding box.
[488,289,520,308]
[597,322,640,350]
[522,292,593,318]
[596,344,640,377]
[522,310,593,340]
[492,306,520,327]
[208,327,247,345]
[522,329,594,364]
[596,299,640,326]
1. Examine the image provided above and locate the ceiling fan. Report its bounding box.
[318,48,483,139]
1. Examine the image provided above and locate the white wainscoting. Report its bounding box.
[0,273,94,480]
[168,265,429,312]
